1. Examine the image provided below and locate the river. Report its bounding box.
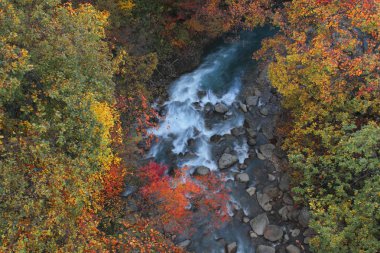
[147,28,279,253]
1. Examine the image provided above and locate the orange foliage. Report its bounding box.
[139,162,230,235]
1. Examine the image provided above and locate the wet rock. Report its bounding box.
[192,102,202,110]
[177,239,191,248]
[279,174,291,191]
[246,96,259,107]
[215,102,228,114]
[236,173,250,183]
[197,90,207,99]
[226,242,237,253]
[239,102,248,113]
[256,245,275,253]
[250,213,269,235]
[264,225,283,242]
[225,110,233,117]
[246,128,257,138]
[231,126,246,136]
[290,229,300,237]
[246,186,256,196]
[210,134,222,142]
[243,217,250,223]
[258,144,275,159]
[298,207,310,227]
[239,163,248,170]
[279,206,293,221]
[194,166,210,176]
[262,124,275,140]
[257,192,272,211]
[286,244,301,253]
[249,231,258,238]
[248,138,257,146]
[289,208,301,221]
[219,153,238,169]
[204,102,214,113]
[263,186,281,199]
[257,150,266,160]
[259,107,269,116]
[268,174,276,181]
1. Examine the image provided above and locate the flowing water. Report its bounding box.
[148,28,274,253]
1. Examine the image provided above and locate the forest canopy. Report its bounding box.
[1,0,379,252]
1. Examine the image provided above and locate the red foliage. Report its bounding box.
[139,162,230,235]
[102,162,126,199]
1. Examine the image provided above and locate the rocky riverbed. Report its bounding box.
[143,30,315,253]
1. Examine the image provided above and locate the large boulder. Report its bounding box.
[226,242,237,253]
[264,225,283,242]
[246,96,258,107]
[218,153,238,169]
[231,127,245,136]
[215,102,228,114]
[279,174,291,191]
[258,144,275,159]
[246,186,256,196]
[256,245,275,253]
[286,244,301,253]
[298,207,310,227]
[239,102,248,113]
[177,239,191,248]
[250,213,269,235]
[194,166,210,176]
[236,173,250,183]
[257,192,272,211]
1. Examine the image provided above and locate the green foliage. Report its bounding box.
[256,1,380,252]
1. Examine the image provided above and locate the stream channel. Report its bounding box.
[147,28,281,253]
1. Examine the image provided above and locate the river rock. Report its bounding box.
[249,231,258,238]
[246,186,256,196]
[298,207,310,227]
[239,102,248,113]
[279,174,291,191]
[246,96,258,107]
[194,166,210,176]
[264,225,283,242]
[246,128,257,138]
[236,173,250,183]
[263,185,281,199]
[259,107,269,116]
[248,138,257,146]
[204,102,214,113]
[290,229,300,237]
[210,134,222,142]
[226,242,237,253]
[243,217,250,223]
[286,244,301,253]
[258,144,275,159]
[231,127,245,136]
[256,245,275,253]
[219,153,238,169]
[177,239,191,248]
[279,206,293,221]
[249,213,269,235]
[215,102,228,114]
[197,90,207,99]
[268,174,276,181]
[257,192,272,211]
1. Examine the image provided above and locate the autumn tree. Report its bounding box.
[255,0,380,252]
[139,162,230,236]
